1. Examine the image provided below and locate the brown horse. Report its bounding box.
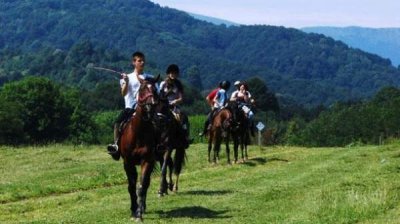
[154,98,188,196]
[119,76,159,221]
[208,108,232,164]
[228,101,250,163]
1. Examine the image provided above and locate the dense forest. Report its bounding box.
[1,0,400,106]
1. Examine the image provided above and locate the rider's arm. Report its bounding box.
[247,91,255,104]
[171,91,183,105]
[230,91,238,101]
[121,73,129,96]
[214,91,223,107]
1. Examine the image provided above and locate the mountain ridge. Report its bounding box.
[302,26,400,66]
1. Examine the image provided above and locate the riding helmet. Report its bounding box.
[166,64,180,76]
[220,80,231,90]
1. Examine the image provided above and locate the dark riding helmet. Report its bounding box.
[166,64,180,76]
[220,80,231,90]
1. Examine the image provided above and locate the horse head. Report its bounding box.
[138,75,160,121]
[227,101,242,131]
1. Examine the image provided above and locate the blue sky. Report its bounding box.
[150,0,400,28]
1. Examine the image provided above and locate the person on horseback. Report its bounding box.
[232,81,256,136]
[230,80,242,102]
[107,51,152,160]
[199,80,231,136]
[159,64,184,114]
[214,81,231,109]
[159,64,190,148]
[206,84,221,108]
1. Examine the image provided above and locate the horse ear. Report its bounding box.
[155,74,160,82]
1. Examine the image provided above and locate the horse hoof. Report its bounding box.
[168,183,174,191]
[131,215,143,222]
[134,211,143,222]
[173,186,178,192]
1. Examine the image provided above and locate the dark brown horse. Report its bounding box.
[119,76,159,221]
[154,99,188,196]
[208,108,232,164]
[228,101,250,163]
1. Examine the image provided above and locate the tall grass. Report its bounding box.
[189,115,207,143]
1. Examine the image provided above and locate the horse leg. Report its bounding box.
[136,160,154,221]
[208,133,213,163]
[167,155,174,191]
[225,135,231,165]
[233,136,239,164]
[123,160,138,219]
[245,144,248,160]
[214,131,221,164]
[158,150,170,197]
[245,133,249,160]
[240,137,245,163]
[173,147,185,192]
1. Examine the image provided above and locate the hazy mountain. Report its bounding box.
[188,13,239,26]
[302,26,400,66]
[1,0,400,106]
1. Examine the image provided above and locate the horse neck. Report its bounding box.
[155,99,170,115]
[214,109,231,124]
[131,105,156,145]
[222,109,231,120]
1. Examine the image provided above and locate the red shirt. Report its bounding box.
[206,88,219,106]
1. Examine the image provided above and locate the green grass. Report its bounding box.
[1,143,400,223]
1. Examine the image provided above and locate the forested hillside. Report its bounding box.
[302,26,400,66]
[1,0,400,106]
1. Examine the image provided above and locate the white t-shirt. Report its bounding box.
[230,90,239,101]
[120,72,150,109]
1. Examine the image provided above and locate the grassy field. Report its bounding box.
[1,143,400,223]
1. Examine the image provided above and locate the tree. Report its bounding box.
[69,103,98,145]
[185,65,203,90]
[246,76,279,112]
[0,97,25,144]
[1,77,70,143]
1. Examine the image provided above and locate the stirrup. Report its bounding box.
[107,144,118,153]
[107,144,120,161]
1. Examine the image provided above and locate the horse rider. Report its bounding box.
[107,51,153,160]
[159,64,190,148]
[230,81,256,136]
[230,80,242,102]
[199,80,231,136]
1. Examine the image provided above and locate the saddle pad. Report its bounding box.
[242,105,250,114]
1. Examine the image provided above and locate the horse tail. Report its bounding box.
[173,147,186,175]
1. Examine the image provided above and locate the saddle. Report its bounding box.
[118,112,136,135]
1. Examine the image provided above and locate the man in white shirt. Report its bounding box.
[107,51,151,160]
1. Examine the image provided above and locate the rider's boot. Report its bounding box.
[107,124,121,161]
